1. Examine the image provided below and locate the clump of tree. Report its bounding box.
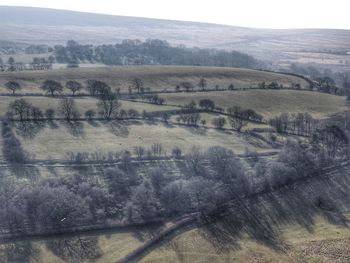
[59,98,80,121]
[212,117,226,129]
[176,113,201,126]
[86,80,110,97]
[311,125,348,160]
[143,94,165,105]
[314,77,338,94]
[40,80,63,96]
[66,80,83,95]
[97,89,121,120]
[7,99,44,121]
[227,106,263,131]
[269,112,317,136]
[53,39,260,69]
[199,99,215,110]
[227,106,263,123]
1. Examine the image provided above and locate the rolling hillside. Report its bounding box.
[0,6,349,68]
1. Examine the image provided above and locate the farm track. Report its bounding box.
[117,161,350,262]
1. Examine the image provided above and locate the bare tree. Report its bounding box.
[5,81,21,95]
[8,99,32,120]
[59,97,80,121]
[186,146,204,175]
[198,78,207,90]
[97,90,121,120]
[66,80,83,96]
[132,78,144,94]
[30,106,44,121]
[228,115,247,132]
[151,143,164,156]
[41,80,63,96]
[227,106,247,132]
[86,80,110,96]
[134,146,145,159]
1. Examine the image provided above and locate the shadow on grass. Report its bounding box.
[13,121,46,139]
[87,119,101,128]
[45,236,102,263]
[183,125,208,136]
[63,121,85,138]
[47,120,59,130]
[198,168,350,254]
[108,120,130,137]
[0,241,41,263]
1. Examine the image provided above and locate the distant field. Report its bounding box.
[15,121,272,160]
[0,96,179,117]
[161,90,348,118]
[0,66,309,93]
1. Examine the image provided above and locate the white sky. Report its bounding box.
[1,0,349,29]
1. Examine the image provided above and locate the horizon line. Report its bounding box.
[0,5,349,31]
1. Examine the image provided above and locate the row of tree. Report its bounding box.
[53,39,260,69]
[269,112,318,136]
[0,145,251,233]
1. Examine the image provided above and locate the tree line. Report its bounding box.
[269,112,318,136]
[52,39,260,69]
[0,56,52,72]
[2,127,347,237]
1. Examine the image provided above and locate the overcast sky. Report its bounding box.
[1,0,349,29]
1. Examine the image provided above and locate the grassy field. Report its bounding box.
[161,90,348,118]
[0,96,179,117]
[0,231,145,263]
[141,213,350,263]
[0,66,309,93]
[15,120,273,160]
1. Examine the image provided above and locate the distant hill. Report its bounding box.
[0,6,349,69]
